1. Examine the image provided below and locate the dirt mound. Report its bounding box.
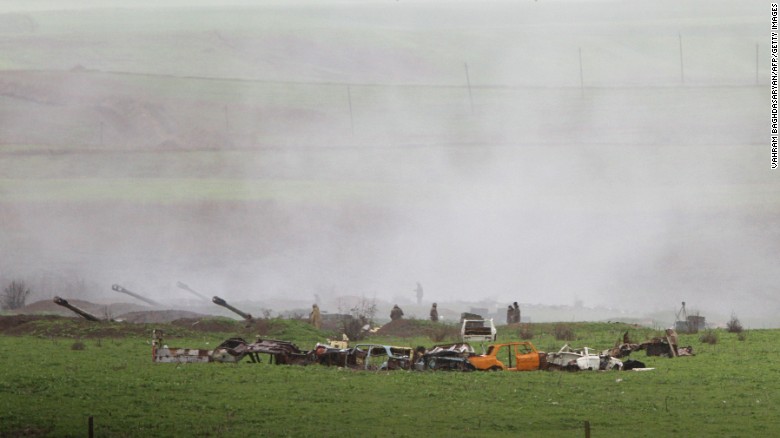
[375,319,428,338]
[16,299,149,319]
[0,314,243,339]
[0,314,60,333]
[171,317,242,332]
[0,315,151,338]
[374,319,460,341]
[118,310,212,324]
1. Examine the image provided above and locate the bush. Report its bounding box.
[518,324,534,340]
[726,313,743,333]
[338,298,377,341]
[429,324,458,342]
[71,341,85,351]
[699,330,719,345]
[553,323,576,341]
[1,280,31,310]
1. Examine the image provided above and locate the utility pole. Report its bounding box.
[579,47,584,97]
[347,85,354,135]
[223,105,229,137]
[679,33,685,84]
[464,62,474,113]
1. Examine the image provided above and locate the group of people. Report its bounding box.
[310,301,519,328]
[506,302,521,324]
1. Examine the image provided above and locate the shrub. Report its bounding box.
[71,341,85,351]
[518,324,534,340]
[429,324,458,342]
[699,330,718,345]
[726,313,743,333]
[553,323,576,341]
[1,280,31,310]
[338,298,377,341]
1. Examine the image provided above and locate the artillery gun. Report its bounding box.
[176,281,209,301]
[53,296,102,322]
[212,296,253,322]
[111,284,160,306]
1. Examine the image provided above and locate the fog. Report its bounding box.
[0,0,775,326]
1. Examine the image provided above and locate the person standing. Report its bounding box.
[506,305,514,324]
[513,302,521,324]
[309,304,321,329]
[390,304,404,321]
[430,303,439,322]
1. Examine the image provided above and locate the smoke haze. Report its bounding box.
[0,0,775,326]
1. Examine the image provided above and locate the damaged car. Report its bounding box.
[313,343,413,371]
[547,344,623,371]
[468,341,547,371]
[414,343,476,371]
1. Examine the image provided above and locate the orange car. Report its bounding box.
[468,342,547,371]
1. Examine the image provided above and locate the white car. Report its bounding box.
[547,344,623,371]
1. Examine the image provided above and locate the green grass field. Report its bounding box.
[1,320,778,437]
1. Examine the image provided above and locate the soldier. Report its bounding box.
[665,328,679,354]
[390,304,404,321]
[506,305,514,324]
[309,304,321,329]
[513,302,521,324]
[430,303,439,322]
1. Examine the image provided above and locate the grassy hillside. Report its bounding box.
[0,321,778,437]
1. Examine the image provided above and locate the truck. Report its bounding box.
[460,319,497,344]
[467,341,547,371]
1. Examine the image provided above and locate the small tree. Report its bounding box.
[553,323,576,341]
[338,297,377,341]
[726,312,743,333]
[699,329,719,345]
[1,280,31,310]
[518,323,534,340]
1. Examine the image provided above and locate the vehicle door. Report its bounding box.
[493,344,512,370]
[515,343,540,371]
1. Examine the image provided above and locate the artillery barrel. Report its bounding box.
[176,281,209,301]
[111,284,160,306]
[53,296,102,322]
[212,296,253,321]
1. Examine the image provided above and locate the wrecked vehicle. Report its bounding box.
[547,344,623,371]
[637,338,694,357]
[345,344,413,370]
[151,330,309,365]
[152,330,215,363]
[212,338,310,365]
[468,341,547,371]
[460,319,497,344]
[313,344,413,370]
[414,343,476,371]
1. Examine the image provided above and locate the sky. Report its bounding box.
[0,0,775,326]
